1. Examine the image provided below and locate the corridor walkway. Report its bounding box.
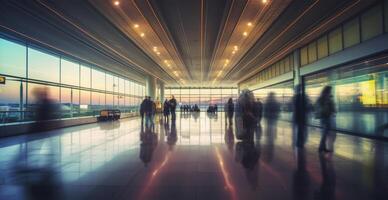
[0,113,387,200]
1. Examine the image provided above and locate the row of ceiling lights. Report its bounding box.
[214,0,268,83]
[113,1,185,84]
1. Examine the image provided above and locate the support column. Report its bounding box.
[146,76,156,100]
[293,49,301,87]
[160,82,165,101]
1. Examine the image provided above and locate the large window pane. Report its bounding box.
[124,80,129,95]
[28,47,60,83]
[91,68,105,91]
[80,90,91,113]
[114,76,119,93]
[61,59,79,86]
[129,82,134,96]
[0,38,26,77]
[328,27,343,54]
[80,65,91,88]
[0,78,25,123]
[106,93,113,108]
[91,92,105,110]
[118,78,125,94]
[60,87,79,117]
[343,18,360,48]
[361,5,383,41]
[305,56,388,137]
[106,74,113,92]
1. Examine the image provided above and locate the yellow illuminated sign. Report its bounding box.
[0,76,5,84]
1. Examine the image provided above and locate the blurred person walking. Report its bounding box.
[31,87,59,132]
[140,96,147,125]
[151,98,156,126]
[169,95,177,122]
[254,98,263,126]
[264,92,280,133]
[225,98,234,125]
[235,90,256,141]
[292,85,310,148]
[163,99,170,121]
[315,86,336,152]
[144,96,153,127]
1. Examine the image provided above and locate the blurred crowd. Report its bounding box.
[226,85,336,152]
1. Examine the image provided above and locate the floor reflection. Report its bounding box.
[0,113,387,200]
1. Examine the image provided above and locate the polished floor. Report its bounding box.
[0,113,387,200]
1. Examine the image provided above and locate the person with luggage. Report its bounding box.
[235,90,256,141]
[315,86,336,152]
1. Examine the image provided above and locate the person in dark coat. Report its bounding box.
[163,99,170,121]
[316,86,336,152]
[264,92,280,135]
[292,85,311,148]
[239,90,256,141]
[140,96,147,125]
[144,96,153,127]
[253,98,263,126]
[31,87,59,132]
[225,98,234,125]
[169,95,177,122]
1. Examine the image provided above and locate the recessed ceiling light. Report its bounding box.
[233,45,238,50]
[262,0,268,4]
[247,22,252,26]
[134,24,139,28]
[225,59,230,63]
[167,64,171,67]
[232,51,235,54]
[114,1,120,6]
[164,60,168,63]
[243,32,248,37]
[140,33,145,37]
[156,52,160,55]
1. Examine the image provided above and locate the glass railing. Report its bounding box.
[0,108,139,125]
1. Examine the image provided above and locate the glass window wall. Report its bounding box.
[304,54,388,137]
[61,59,79,86]
[0,36,145,126]
[166,87,238,111]
[0,38,26,77]
[28,47,60,83]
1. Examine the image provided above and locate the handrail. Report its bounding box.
[0,109,139,125]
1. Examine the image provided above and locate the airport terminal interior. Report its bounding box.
[0,0,387,199]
